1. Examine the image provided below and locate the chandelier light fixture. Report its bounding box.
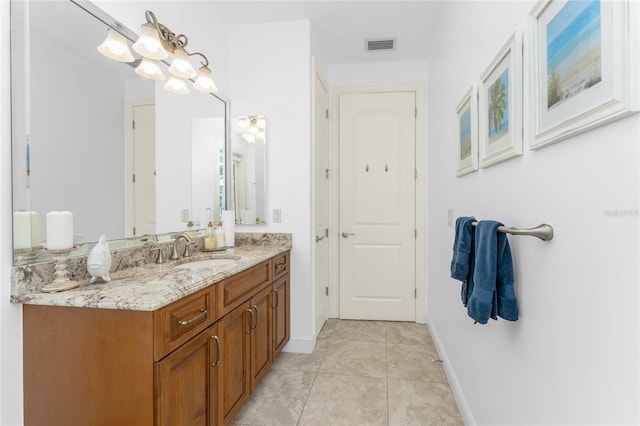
[97,10,218,95]
[237,116,266,144]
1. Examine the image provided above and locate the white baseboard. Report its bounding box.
[281,337,316,354]
[425,314,476,426]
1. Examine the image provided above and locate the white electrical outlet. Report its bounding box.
[447,208,454,227]
[273,209,282,223]
[181,209,190,222]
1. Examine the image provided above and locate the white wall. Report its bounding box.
[228,19,313,351]
[426,1,639,425]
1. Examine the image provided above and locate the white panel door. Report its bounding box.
[133,104,156,236]
[339,92,416,321]
[313,65,330,336]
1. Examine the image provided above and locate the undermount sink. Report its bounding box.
[175,256,241,270]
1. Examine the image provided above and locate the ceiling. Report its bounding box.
[210,1,444,65]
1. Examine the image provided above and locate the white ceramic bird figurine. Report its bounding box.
[87,234,112,284]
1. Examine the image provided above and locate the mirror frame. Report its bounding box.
[11,0,232,265]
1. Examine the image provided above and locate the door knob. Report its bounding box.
[341,232,355,238]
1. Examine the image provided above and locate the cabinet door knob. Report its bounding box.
[341,232,355,238]
[210,335,220,367]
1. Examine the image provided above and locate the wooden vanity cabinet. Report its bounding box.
[272,273,290,356]
[22,252,290,426]
[155,323,219,426]
[217,300,251,424]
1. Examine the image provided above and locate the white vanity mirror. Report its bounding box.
[231,116,266,225]
[10,0,229,264]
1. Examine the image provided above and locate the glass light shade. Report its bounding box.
[242,132,256,144]
[193,66,218,93]
[168,49,197,78]
[256,117,266,129]
[97,28,134,62]
[135,58,165,80]
[133,23,168,60]
[237,117,249,129]
[164,76,189,95]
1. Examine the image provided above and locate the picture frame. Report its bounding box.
[478,30,523,168]
[529,0,639,149]
[455,85,478,176]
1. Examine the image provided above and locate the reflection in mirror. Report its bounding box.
[10,0,228,265]
[231,116,266,225]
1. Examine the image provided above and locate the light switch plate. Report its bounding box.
[273,209,281,223]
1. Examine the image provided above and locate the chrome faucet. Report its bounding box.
[169,234,193,260]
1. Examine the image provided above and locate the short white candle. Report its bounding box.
[46,211,74,250]
[13,211,39,249]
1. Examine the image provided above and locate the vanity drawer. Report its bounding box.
[217,261,271,317]
[272,252,289,280]
[154,286,216,361]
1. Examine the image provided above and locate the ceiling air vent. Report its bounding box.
[365,38,396,52]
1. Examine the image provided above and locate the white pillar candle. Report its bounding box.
[13,211,39,249]
[222,210,236,247]
[46,211,74,250]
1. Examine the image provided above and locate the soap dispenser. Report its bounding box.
[214,221,226,249]
[204,221,216,250]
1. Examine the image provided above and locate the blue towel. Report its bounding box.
[467,220,518,324]
[450,217,476,281]
[450,216,476,306]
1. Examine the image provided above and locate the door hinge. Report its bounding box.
[414,107,417,118]
[325,109,329,119]
[325,228,329,237]
[415,288,417,298]
[132,174,135,183]
[325,287,329,296]
[325,169,330,179]
[415,229,417,239]
[132,120,135,129]
[415,169,418,179]
[133,226,136,236]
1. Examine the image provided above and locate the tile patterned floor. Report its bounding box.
[232,319,464,426]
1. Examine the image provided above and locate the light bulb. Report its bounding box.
[164,76,189,95]
[169,49,196,79]
[133,23,168,60]
[135,57,165,80]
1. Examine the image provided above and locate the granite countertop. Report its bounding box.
[11,234,291,311]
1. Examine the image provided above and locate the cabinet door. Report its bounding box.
[155,323,218,426]
[218,301,251,425]
[272,274,290,356]
[250,285,273,391]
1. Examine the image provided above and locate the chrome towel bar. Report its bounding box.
[471,222,553,241]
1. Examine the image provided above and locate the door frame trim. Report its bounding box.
[311,57,330,337]
[125,98,154,238]
[329,84,425,323]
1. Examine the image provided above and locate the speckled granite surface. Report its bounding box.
[11,233,291,311]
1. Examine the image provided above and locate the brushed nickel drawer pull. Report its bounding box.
[252,305,259,331]
[177,308,207,326]
[246,308,255,334]
[211,335,220,367]
[275,262,286,273]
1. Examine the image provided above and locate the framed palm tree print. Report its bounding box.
[478,30,522,168]
[529,0,639,149]
[455,85,478,176]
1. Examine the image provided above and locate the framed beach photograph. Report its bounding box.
[455,85,478,176]
[529,0,639,149]
[478,30,523,168]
